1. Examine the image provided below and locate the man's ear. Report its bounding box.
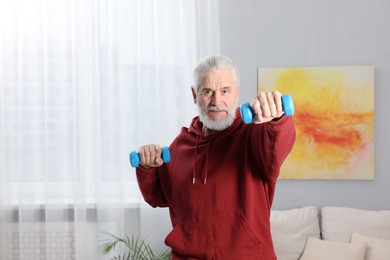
[191,87,197,104]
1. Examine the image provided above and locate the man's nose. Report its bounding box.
[210,92,222,106]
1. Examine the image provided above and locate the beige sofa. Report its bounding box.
[270,206,390,260]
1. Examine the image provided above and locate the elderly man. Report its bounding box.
[135,55,296,259]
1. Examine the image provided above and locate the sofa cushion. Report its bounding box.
[351,232,390,260]
[299,237,366,260]
[271,207,320,260]
[321,207,390,242]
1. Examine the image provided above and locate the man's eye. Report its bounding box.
[203,90,212,96]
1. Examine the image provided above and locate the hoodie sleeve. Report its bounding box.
[250,115,296,182]
[136,166,169,208]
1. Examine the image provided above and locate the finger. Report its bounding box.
[258,92,271,118]
[266,92,277,117]
[155,157,164,166]
[154,146,163,165]
[257,92,271,122]
[149,145,157,165]
[272,91,283,115]
[137,146,145,166]
[140,145,151,165]
[251,95,264,123]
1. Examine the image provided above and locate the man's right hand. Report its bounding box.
[138,144,164,168]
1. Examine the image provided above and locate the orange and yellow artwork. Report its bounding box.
[258,66,374,179]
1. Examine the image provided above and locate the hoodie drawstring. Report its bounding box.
[203,135,213,184]
[192,135,200,184]
[192,134,213,185]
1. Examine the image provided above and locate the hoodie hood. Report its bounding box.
[187,108,243,184]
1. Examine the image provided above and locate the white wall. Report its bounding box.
[219,0,390,210]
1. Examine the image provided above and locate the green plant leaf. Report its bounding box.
[97,231,171,260]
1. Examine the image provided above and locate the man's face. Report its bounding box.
[192,69,239,130]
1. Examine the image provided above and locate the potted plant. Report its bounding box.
[98,231,171,260]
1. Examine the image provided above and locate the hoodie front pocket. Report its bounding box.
[165,211,263,259]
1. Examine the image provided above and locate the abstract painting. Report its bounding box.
[258,66,374,179]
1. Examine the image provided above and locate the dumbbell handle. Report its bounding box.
[129,146,171,167]
[240,94,294,124]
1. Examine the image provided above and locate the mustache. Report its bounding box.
[205,106,228,113]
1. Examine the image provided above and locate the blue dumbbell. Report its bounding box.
[129,146,171,167]
[240,94,294,124]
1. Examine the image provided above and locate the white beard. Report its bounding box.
[198,105,237,131]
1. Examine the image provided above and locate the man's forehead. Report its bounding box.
[200,84,232,90]
[201,71,235,86]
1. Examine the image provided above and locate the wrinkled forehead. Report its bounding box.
[199,69,238,90]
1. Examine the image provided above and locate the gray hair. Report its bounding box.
[193,55,240,91]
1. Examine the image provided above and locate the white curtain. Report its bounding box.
[0,0,220,259]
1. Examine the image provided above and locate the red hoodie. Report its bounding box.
[136,108,296,260]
